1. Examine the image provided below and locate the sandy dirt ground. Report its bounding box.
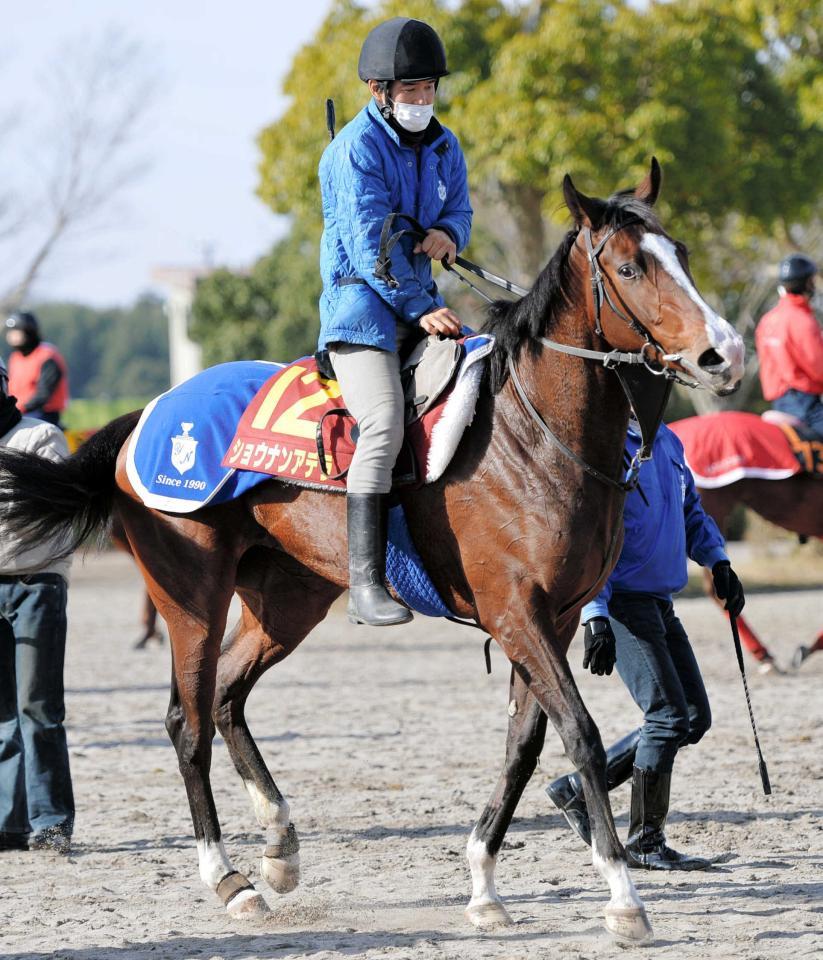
[1,550,821,960]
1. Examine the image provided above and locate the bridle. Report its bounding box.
[374,213,693,491]
[508,220,689,493]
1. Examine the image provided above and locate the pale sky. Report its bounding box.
[4,0,359,306]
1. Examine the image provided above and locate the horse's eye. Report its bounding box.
[618,264,638,280]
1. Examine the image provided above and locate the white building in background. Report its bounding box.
[151,267,208,386]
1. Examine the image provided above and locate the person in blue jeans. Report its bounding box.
[546,420,745,871]
[0,357,74,853]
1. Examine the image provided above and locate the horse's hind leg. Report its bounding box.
[213,549,343,896]
[465,666,547,929]
[161,582,273,919]
[121,504,271,919]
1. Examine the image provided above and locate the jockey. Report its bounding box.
[318,17,472,627]
[545,420,746,871]
[755,254,823,437]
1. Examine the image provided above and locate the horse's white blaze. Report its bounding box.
[640,233,743,369]
[196,838,235,890]
[466,831,500,906]
[592,838,643,910]
[244,780,289,831]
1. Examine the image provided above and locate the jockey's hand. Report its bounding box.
[414,228,456,265]
[419,307,462,338]
[712,561,745,618]
[583,617,616,676]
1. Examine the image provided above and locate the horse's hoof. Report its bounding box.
[605,905,654,943]
[261,853,300,894]
[227,889,270,919]
[465,900,513,929]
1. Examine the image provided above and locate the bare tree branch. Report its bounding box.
[0,28,158,311]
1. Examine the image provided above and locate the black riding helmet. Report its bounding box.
[358,17,449,83]
[5,311,40,337]
[779,254,817,287]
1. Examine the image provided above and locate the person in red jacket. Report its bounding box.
[4,312,69,428]
[755,254,823,437]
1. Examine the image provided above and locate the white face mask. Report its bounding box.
[392,100,433,133]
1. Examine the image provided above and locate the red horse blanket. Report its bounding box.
[670,412,803,488]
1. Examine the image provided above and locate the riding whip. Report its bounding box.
[325,98,336,141]
[729,612,771,795]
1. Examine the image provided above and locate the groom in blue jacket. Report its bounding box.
[546,420,745,871]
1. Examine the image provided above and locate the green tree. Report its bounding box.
[190,227,322,365]
[249,0,821,412]
[256,0,521,229]
[25,294,169,401]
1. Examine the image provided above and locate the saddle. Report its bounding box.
[401,335,463,423]
[769,419,823,476]
[223,334,493,491]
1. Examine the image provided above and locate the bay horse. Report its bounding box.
[694,473,823,669]
[0,161,744,942]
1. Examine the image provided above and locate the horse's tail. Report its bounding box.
[0,410,142,560]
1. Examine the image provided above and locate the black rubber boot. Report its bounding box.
[346,493,413,627]
[625,766,711,871]
[546,729,641,846]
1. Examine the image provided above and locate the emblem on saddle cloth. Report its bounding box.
[171,422,198,475]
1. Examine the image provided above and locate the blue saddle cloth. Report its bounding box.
[126,360,453,617]
[387,506,452,617]
[126,361,281,512]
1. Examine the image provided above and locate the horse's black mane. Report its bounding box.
[481,192,662,393]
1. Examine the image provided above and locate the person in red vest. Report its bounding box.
[755,254,823,437]
[4,312,69,428]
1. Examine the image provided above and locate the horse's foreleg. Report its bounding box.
[466,667,546,929]
[519,648,652,943]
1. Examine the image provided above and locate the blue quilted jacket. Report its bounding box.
[582,423,729,621]
[317,98,472,352]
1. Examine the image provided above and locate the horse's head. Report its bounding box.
[562,159,744,395]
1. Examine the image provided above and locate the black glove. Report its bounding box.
[583,617,617,676]
[712,561,745,618]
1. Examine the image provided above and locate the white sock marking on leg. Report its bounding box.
[466,831,500,906]
[592,837,644,910]
[243,779,291,847]
[196,838,236,890]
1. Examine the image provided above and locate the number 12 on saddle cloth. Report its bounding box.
[221,335,495,492]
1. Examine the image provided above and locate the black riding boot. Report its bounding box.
[625,766,711,870]
[346,493,413,627]
[545,729,641,846]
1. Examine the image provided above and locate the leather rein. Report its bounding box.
[375,213,686,492]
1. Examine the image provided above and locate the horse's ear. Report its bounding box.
[563,174,606,229]
[634,157,662,207]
